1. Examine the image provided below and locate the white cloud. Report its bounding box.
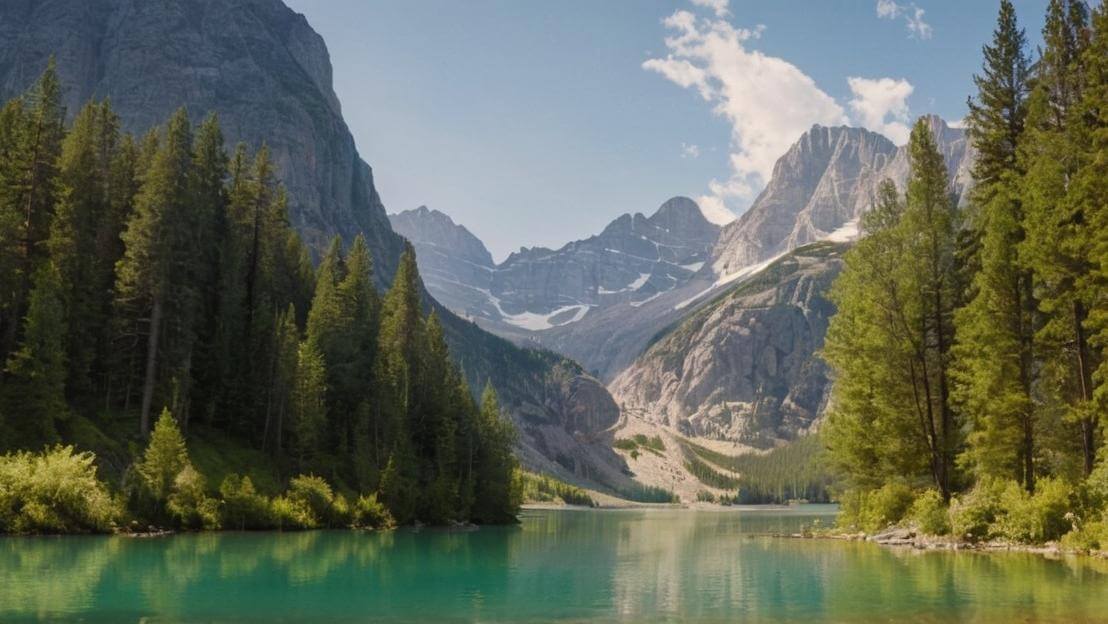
[681,142,701,158]
[847,77,914,144]
[876,1,933,40]
[695,194,737,225]
[690,0,730,18]
[643,9,846,214]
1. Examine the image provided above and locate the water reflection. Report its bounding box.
[1,507,1106,622]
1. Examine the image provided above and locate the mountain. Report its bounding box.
[396,197,717,330]
[710,116,974,279]
[610,242,845,448]
[0,0,402,279]
[0,0,630,493]
[389,206,497,318]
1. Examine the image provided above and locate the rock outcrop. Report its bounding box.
[710,117,974,279]
[610,242,845,447]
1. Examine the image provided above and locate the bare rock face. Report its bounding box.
[0,0,402,278]
[711,117,973,279]
[389,207,498,319]
[610,242,845,447]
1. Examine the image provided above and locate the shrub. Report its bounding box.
[909,489,950,535]
[352,493,394,529]
[0,446,118,534]
[836,483,915,533]
[949,479,1004,541]
[271,495,315,530]
[696,490,717,503]
[287,474,334,527]
[992,478,1072,544]
[860,482,914,533]
[1061,518,1108,552]
[167,465,220,530]
[219,474,273,530]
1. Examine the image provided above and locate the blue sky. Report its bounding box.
[284,0,1048,261]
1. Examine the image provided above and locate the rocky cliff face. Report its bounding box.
[0,0,402,278]
[710,117,973,279]
[489,196,718,325]
[610,242,845,447]
[0,0,631,492]
[404,196,719,331]
[389,207,498,319]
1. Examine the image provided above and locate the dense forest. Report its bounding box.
[825,0,1108,547]
[0,61,520,532]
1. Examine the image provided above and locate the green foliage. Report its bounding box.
[167,464,220,530]
[611,482,678,504]
[683,454,740,490]
[835,483,915,533]
[0,446,118,534]
[519,471,595,507]
[219,474,273,530]
[286,474,337,528]
[351,493,394,529]
[136,409,190,503]
[992,477,1073,543]
[682,436,830,504]
[909,489,951,536]
[949,479,1006,541]
[614,434,666,459]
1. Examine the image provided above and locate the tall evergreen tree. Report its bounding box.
[1020,0,1099,475]
[0,60,65,362]
[953,0,1039,490]
[114,108,194,437]
[471,383,520,524]
[825,120,962,501]
[3,264,67,447]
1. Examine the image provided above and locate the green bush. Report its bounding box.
[861,482,914,532]
[167,465,220,530]
[219,474,273,530]
[286,474,334,526]
[352,493,394,529]
[992,478,1072,544]
[949,479,1004,541]
[0,446,118,534]
[696,490,717,503]
[1061,518,1108,551]
[909,489,950,535]
[836,483,915,533]
[271,495,315,530]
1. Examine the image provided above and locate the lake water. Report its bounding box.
[2,505,1107,622]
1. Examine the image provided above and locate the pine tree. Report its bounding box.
[0,60,65,362]
[136,408,191,503]
[1083,5,1108,416]
[1020,0,1099,475]
[472,383,520,523]
[3,264,67,447]
[825,119,962,501]
[291,340,327,473]
[953,0,1038,490]
[114,108,194,436]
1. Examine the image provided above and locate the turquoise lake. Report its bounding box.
[2,505,1107,622]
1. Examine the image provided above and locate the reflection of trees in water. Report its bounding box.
[0,536,122,618]
[3,515,1108,621]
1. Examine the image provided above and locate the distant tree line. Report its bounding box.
[0,60,520,528]
[824,0,1108,546]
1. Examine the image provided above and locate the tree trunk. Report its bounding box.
[140,296,163,437]
[1074,300,1096,476]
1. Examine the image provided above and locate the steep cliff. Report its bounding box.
[610,242,845,447]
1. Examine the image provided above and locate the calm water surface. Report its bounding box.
[2,505,1107,623]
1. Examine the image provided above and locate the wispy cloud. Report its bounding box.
[847,77,914,144]
[690,0,730,18]
[643,8,846,216]
[876,1,933,40]
[681,142,701,159]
